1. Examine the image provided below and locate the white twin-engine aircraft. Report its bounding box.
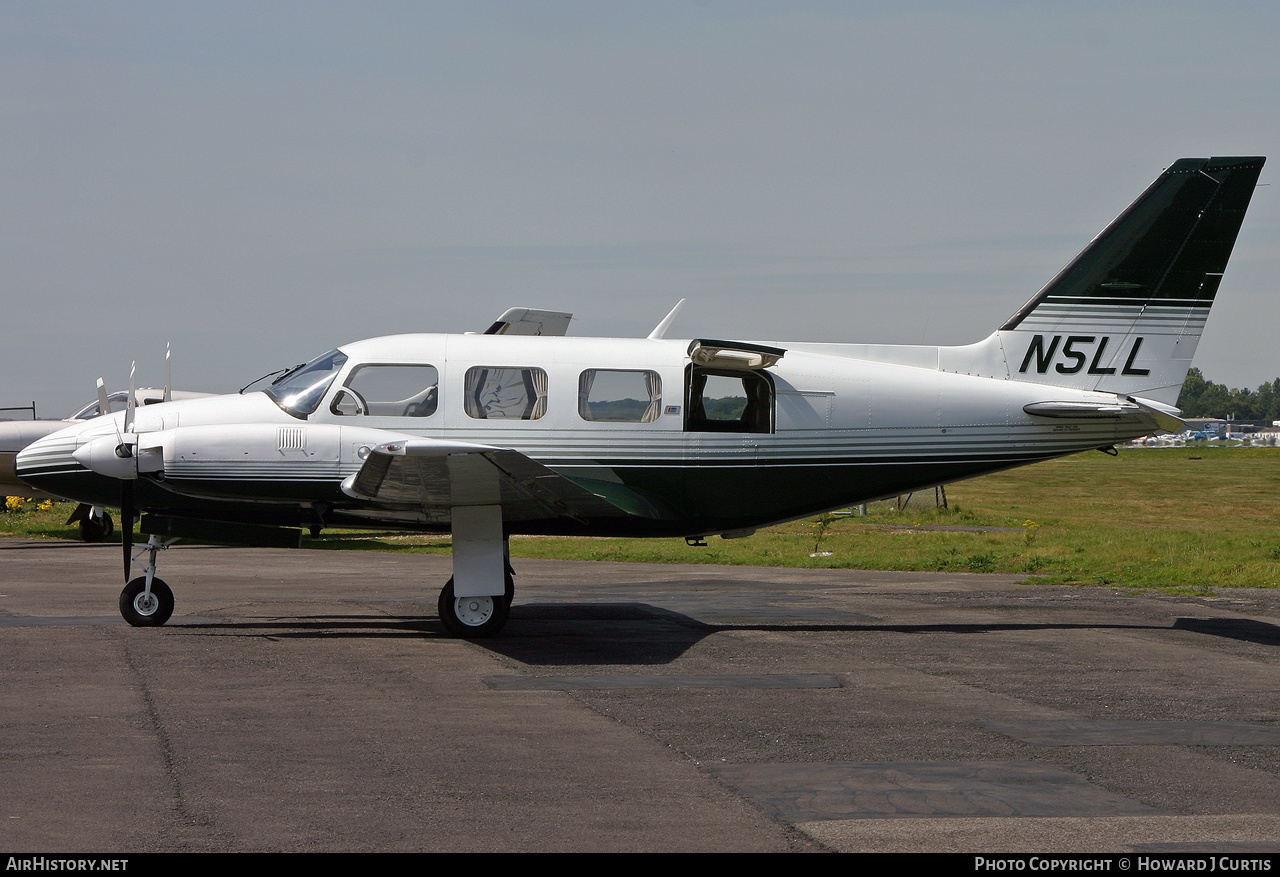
[16,157,1265,636]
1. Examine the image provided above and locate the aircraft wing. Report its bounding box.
[340,438,637,523]
[483,308,573,337]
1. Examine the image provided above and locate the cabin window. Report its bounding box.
[330,364,439,417]
[464,367,548,420]
[578,369,662,423]
[685,366,774,433]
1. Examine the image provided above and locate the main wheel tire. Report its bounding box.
[79,512,114,543]
[119,577,175,627]
[437,574,513,638]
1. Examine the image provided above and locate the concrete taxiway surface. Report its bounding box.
[1,538,1278,852]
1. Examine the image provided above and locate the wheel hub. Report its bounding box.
[133,591,159,616]
[454,596,494,626]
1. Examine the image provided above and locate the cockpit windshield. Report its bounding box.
[263,349,348,418]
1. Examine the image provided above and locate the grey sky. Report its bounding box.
[3,1,1277,416]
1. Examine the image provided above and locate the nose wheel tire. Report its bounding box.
[119,578,175,627]
[437,574,514,638]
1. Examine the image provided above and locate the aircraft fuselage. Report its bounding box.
[18,331,1155,539]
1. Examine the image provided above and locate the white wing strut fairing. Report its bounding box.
[14,157,1266,637]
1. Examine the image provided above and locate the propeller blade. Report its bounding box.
[164,343,172,403]
[124,362,136,434]
[121,481,135,581]
[96,378,111,416]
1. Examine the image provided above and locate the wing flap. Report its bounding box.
[341,438,636,522]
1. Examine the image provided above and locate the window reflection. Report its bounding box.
[264,349,348,418]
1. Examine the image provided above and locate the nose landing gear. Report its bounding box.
[120,577,174,626]
[118,533,178,627]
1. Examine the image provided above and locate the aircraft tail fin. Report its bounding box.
[989,156,1264,406]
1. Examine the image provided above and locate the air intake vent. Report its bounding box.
[277,427,306,451]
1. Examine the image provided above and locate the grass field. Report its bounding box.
[4,446,1278,592]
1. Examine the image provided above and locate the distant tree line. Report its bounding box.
[1177,368,1280,421]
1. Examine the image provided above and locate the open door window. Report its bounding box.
[684,339,781,434]
[685,366,775,433]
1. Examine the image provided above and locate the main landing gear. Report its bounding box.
[437,505,516,638]
[437,572,515,638]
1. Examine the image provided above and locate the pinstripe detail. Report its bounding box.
[23,423,1137,483]
[165,461,353,480]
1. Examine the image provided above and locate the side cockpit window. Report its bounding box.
[330,364,439,417]
[685,367,774,433]
[464,367,548,420]
[265,349,348,418]
[578,369,662,423]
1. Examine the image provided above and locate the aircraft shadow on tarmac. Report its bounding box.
[166,603,1280,666]
[1171,616,1280,646]
[174,603,714,665]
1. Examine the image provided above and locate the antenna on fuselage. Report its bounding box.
[647,299,686,340]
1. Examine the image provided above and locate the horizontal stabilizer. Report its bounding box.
[1023,401,1134,417]
[1127,396,1187,434]
[1024,396,1185,434]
